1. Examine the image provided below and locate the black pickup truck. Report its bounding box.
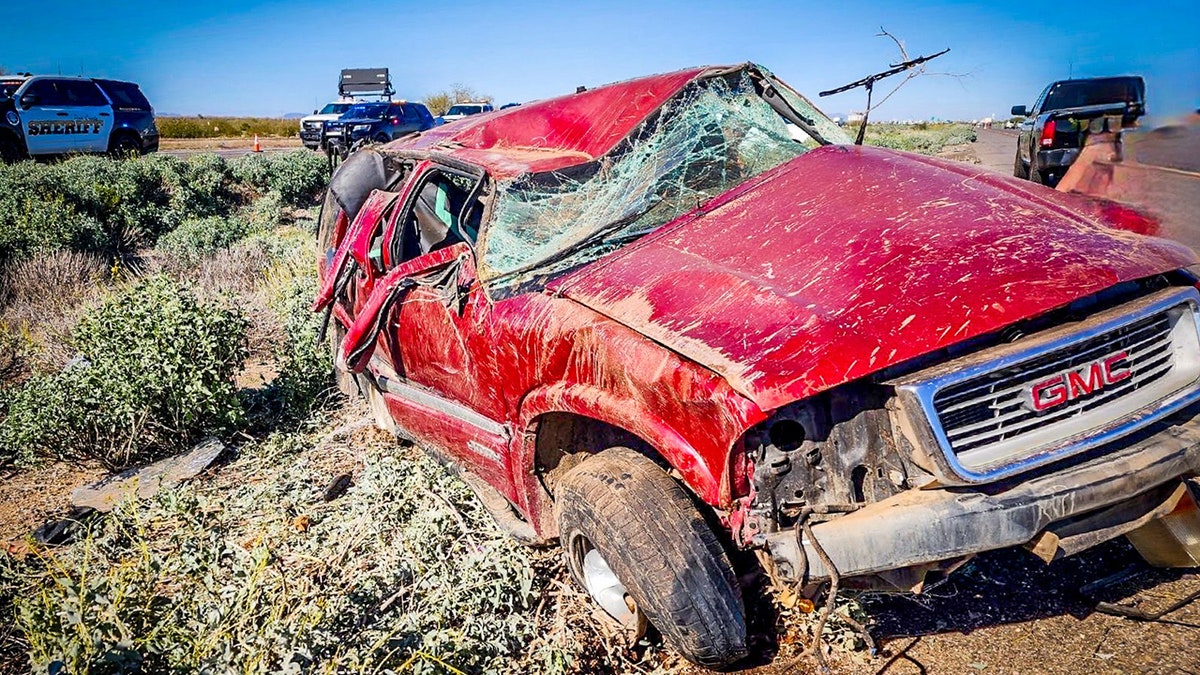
[1012,76,1145,187]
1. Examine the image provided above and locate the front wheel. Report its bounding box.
[1013,148,1029,180]
[555,447,747,668]
[109,133,142,158]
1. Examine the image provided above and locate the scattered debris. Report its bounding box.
[30,506,95,546]
[323,473,353,502]
[69,437,225,512]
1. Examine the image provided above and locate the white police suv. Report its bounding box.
[0,75,159,162]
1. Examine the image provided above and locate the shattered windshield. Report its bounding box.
[479,69,845,288]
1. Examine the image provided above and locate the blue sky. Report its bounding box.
[4,1,1197,122]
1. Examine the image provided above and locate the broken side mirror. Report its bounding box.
[339,242,475,373]
[1011,105,1028,117]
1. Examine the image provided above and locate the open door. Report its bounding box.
[333,163,517,498]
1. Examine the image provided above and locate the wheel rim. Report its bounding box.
[570,534,643,630]
[582,547,635,623]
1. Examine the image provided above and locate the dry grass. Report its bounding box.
[0,251,111,377]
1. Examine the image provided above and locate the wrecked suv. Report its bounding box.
[314,63,1200,668]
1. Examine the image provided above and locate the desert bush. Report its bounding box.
[156,116,299,139]
[0,250,111,376]
[0,151,324,262]
[268,276,333,421]
[860,123,978,155]
[230,151,327,206]
[0,275,247,468]
[0,186,104,262]
[0,250,110,316]
[243,190,286,231]
[155,216,249,264]
[0,332,28,390]
[160,154,238,221]
[8,436,581,673]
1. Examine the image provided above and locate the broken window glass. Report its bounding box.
[479,69,839,290]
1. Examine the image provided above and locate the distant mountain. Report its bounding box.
[282,112,307,119]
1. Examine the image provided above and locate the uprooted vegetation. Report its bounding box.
[2,429,598,674]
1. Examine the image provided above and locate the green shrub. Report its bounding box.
[230,151,327,206]
[0,193,104,262]
[270,276,333,421]
[243,191,286,231]
[156,216,249,264]
[0,275,247,468]
[0,151,323,262]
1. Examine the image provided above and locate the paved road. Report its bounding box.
[973,128,1019,176]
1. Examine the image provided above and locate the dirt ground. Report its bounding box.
[5,412,1197,675]
[158,135,304,158]
[3,132,1199,674]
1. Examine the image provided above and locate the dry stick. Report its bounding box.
[799,520,840,672]
[840,612,878,656]
[1094,588,1200,621]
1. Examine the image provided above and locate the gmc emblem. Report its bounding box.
[1023,351,1132,412]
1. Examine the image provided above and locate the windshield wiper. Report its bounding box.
[754,71,830,146]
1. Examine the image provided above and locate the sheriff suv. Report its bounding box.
[316,64,1200,668]
[0,75,158,162]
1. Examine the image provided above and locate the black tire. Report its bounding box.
[0,134,22,164]
[109,132,142,158]
[555,447,747,668]
[373,133,390,144]
[1013,148,1029,180]
[1029,163,1042,185]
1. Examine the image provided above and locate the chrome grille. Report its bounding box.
[935,312,1173,453]
[894,287,1200,483]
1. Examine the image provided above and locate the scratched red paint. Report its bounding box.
[316,64,1197,536]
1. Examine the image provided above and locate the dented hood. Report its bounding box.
[549,145,1197,411]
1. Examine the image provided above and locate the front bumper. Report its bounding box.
[300,128,322,147]
[767,404,1200,580]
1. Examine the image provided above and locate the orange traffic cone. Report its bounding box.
[253,135,262,153]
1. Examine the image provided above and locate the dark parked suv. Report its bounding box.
[322,101,434,149]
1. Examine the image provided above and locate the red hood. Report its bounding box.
[549,145,1197,411]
